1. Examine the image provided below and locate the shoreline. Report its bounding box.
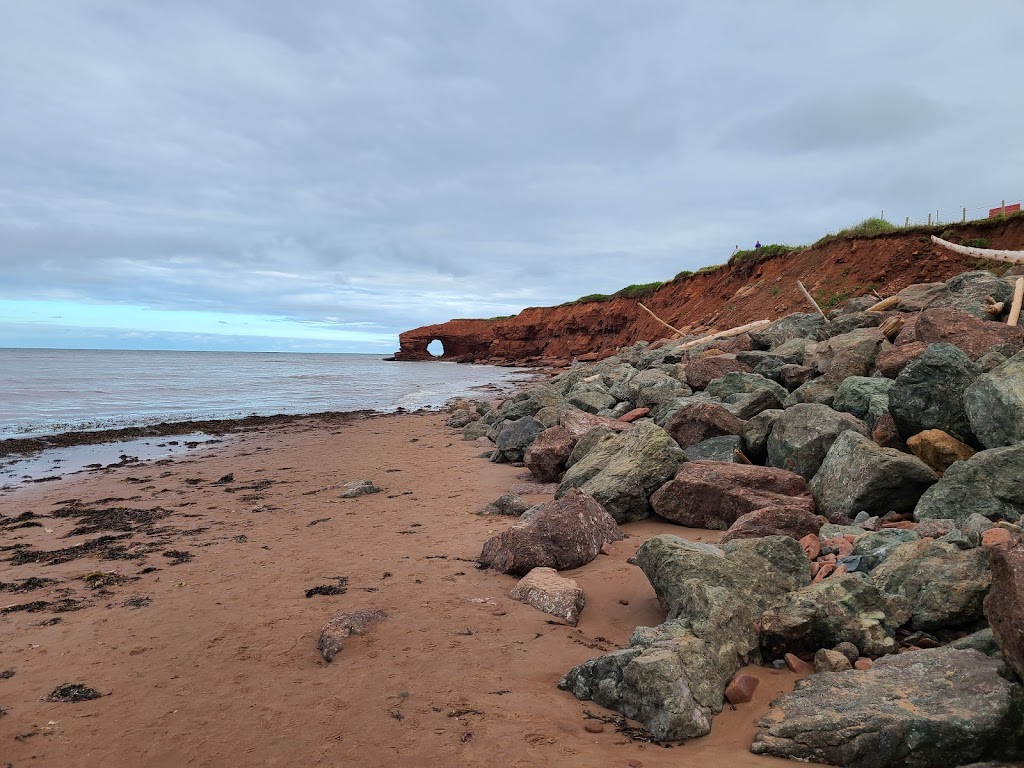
[0,409,794,767]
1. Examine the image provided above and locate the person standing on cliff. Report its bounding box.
[754,240,762,249]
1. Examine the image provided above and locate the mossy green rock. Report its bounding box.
[556,421,685,523]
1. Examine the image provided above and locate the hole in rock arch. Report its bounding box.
[427,339,445,358]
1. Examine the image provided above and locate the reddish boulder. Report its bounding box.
[720,506,826,544]
[784,653,815,675]
[664,401,745,450]
[479,489,624,576]
[684,356,753,391]
[984,537,1024,681]
[725,673,760,705]
[559,406,632,440]
[982,528,1013,548]
[906,429,976,474]
[650,462,812,530]
[524,426,576,482]
[915,306,1024,360]
[617,407,650,423]
[800,533,822,561]
[874,341,927,378]
[871,413,905,451]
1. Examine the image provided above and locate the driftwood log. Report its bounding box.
[797,280,828,321]
[879,315,905,341]
[866,295,900,312]
[1009,277,1024,327]
[930,236,1024,265]
[675,319,771,352]
[637,302,686,338]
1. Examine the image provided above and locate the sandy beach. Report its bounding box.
[1,411,797,767]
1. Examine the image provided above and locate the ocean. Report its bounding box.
[0,348,529,440]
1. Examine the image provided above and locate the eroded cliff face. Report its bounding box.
[395,218,1024,365]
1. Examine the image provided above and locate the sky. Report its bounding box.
[1,2,1022,353]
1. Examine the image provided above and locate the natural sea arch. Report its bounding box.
[426,339,444,358]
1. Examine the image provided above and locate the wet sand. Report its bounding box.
[0,412,795,767]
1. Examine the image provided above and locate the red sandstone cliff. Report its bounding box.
[394,218,1024,365]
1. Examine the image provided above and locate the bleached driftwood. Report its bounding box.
[867,295,900,312]
[930,236,1024,265]
[879,315,905,341]
[676,319,771,351]
[797,280,828,321]
[986,296,1006,317]
[1009,277,1024,327]
[637,302,686,338]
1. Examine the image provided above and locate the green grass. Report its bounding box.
[729,243,800,264]
[674,270,694,280]
[814,217,900,246]
[696,263,724,275]
[487,315,514,320]
[570,293,612,305]
[614,281,664,299]
[961,237,989,248]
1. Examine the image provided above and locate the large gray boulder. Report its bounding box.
[767,403,869,480]
[724,388,785,419]
[871,539,991,631]
[651,461,813,530]
[643,535,811,624]
[915,444,1024,524]
[682,435,743,463]
[751,648,1024,768]
[705,371,788,402]
[759,573,909,659]
[851,528,921,570]
[556,421,685,523]
[809,327,886,377]
[832,376,894,429]
[479,490,624,575]
[741,408,783,464]
[750,313,826,350]
[494,416,546,462]
[559,535,808,741]
[626,369,691,408]
[936,270,1016,320]
[809,431,938,522]
[965,350,1024,448]
[888,343,981,445]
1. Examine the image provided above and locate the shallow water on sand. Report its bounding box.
[0,348,529,439]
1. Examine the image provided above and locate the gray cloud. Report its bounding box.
[1,1,1022,350]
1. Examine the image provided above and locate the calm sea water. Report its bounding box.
[0,348,529,439]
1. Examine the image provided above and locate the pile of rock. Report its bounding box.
[450,269,1024,766]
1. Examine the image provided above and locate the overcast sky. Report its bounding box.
[1,1,1022,353]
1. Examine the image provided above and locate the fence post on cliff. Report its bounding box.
[905,216,910,227]
[928,213,932,225]
[962,207,967,223]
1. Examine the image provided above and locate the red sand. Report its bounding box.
[0,412,796,766]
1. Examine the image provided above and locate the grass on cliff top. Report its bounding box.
[728,243,801,265]
[562,211,1023,306]
[565,281,665,305]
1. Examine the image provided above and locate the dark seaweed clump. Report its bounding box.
[52,503,173,537]
[305,576,349,598]
[45,683,103,703]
